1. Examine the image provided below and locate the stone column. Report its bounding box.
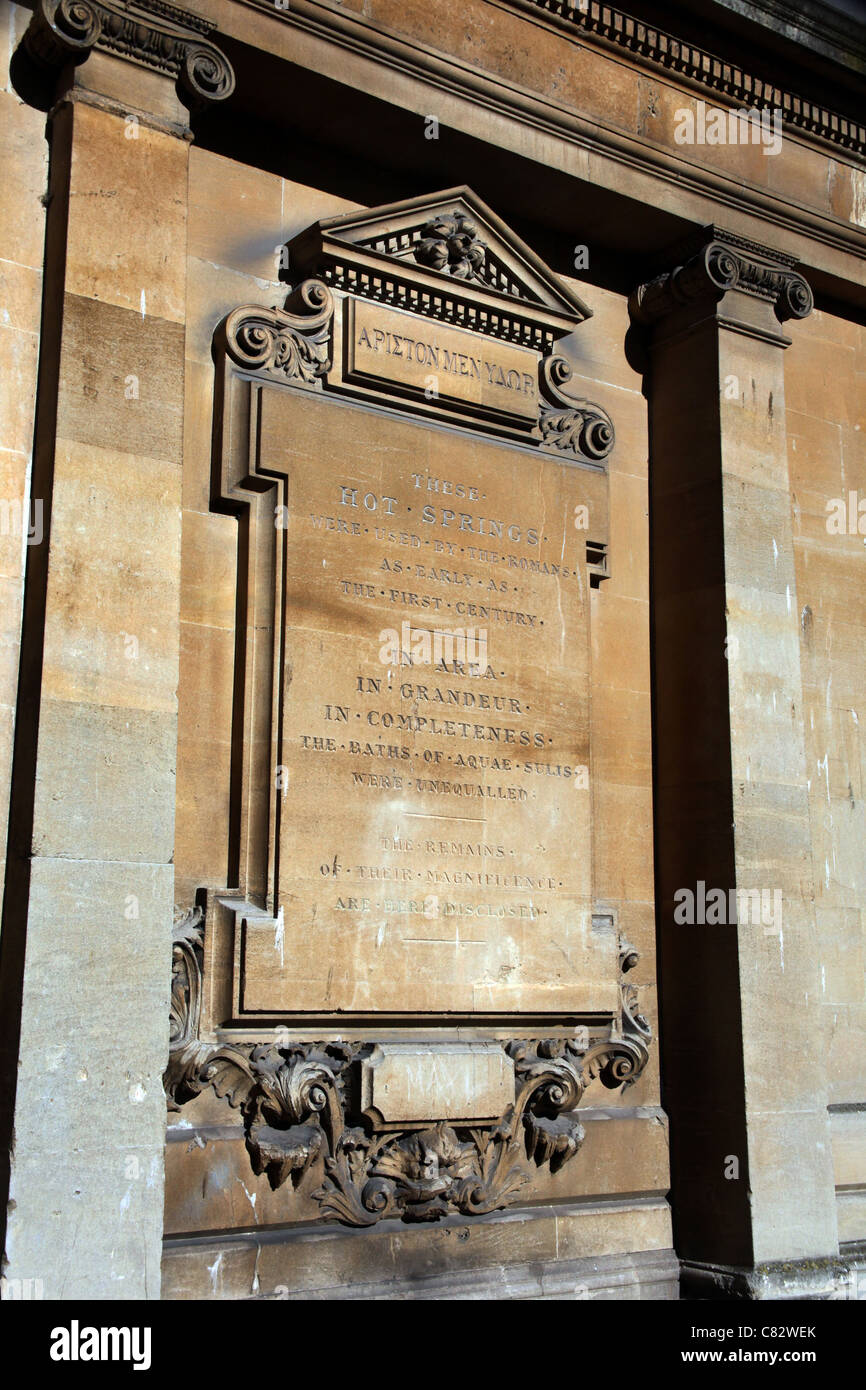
[0,2,232,1298]
[631,228,842,1297]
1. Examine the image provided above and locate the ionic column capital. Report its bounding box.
[629,225,813,329]
[21,0,235,111]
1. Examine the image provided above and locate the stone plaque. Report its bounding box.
[360,1042,516,1125]
[236,385,617,1017]
[344,299,539,425]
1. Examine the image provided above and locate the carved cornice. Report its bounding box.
[165,908,652,1227]
[22,0,235,108]
[502,0,866,157]
[629,226,814,326]
[217,274,614,465]
[286,188,592,351]
[318,257,554,353]
[538,356,616,461]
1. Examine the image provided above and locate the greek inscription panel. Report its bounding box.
[344,299,540,424]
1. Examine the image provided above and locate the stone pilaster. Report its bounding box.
[0,2,233,1299]
[631,227,840,1294]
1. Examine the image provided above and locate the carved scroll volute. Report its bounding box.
[21,0,236,109]
[506,1040,588,1173]
[628,231,814,328]
[179,42,235,109]
[219,280,335,385]
[168,906,203,1054]
[620,935,652,1047]
[538,356,615,462]
[165,908,258,1112]
[24,0,102,69]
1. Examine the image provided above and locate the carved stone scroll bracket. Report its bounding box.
[628,227,814,328]
[619,934,653,1046]
[537,355,615,464]
[164,906,653,1228]
[217,280,335,387]
[21,0,235,110]
[165,907,255,1113]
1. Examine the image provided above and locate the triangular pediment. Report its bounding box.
[286,187,591,349]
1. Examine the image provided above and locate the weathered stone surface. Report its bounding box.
[162,1199,676,1300]
[360,1042,515,1124]
[3,0,864,1304]
[0,2,46,887]
[346,299,540,422]
[2,76,191,1301]
[63,102,188,324]
[162,1104,672,1237]
[234,383,611,1017]
[642,233,840,1270]
[5,857,172,1298]
[789,311,866,1138]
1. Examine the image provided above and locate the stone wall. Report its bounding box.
[0,0,863,1301]
[787,307,866,1247]
[161,143,672,1297]
[0,0,46,904]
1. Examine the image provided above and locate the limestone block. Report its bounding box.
[837,1189,866,1244]
[57,295,185,458]
[5,858,173,1297]
[188,146,283,282]
[64,102,187,324]
[163,1198,675,1299]
[748,1110,839,1262]
[830,1108,866,1187]
[41,440,181,712]
[31,699,178,863]
[0,94,47,271]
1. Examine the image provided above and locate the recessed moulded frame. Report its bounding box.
[206,375,614,1027]
[201,189,620,1033]
[165,195,652,1218]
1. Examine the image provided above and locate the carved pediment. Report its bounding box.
[285,187,591,352]
[219,193,616,464]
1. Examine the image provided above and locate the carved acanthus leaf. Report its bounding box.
[165,906,204,1107]
[316,1152,392,1227]
[165,906,653,1226]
